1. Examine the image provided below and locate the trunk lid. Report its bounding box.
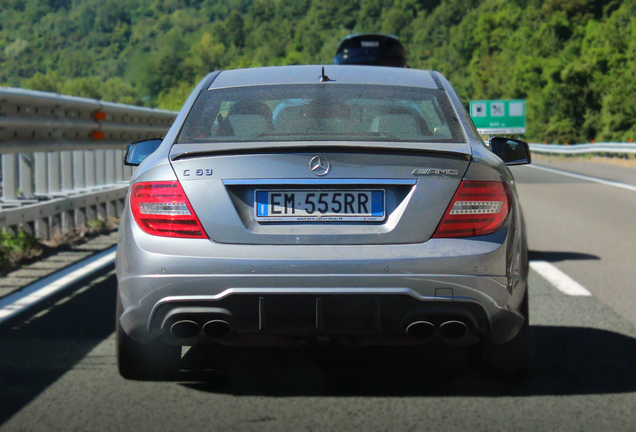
[170,142,471,245]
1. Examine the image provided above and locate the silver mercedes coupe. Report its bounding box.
[116,65,532,381]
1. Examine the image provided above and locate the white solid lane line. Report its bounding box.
[0,246,116,325]
[528,164,636,192]
[530,260,592,296]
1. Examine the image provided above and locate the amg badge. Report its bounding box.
[412,168,459,176]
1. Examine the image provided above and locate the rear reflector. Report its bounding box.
[130,181,207,239]
[432,181,511,238]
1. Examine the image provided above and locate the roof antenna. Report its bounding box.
[320,67,331,82]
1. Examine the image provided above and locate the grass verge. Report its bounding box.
[0,218,119,275]
[0,229,42,273]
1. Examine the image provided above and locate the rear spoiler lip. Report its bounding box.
[170,142,473,162]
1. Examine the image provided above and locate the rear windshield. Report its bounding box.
[177,84,465,144]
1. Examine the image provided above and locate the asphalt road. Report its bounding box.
[513,162,636,327]
[1,160,636,431]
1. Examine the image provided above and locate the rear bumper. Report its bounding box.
[119,277,525,346]
[117,213,527,346]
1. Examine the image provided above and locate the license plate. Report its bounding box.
[255,189,385,222]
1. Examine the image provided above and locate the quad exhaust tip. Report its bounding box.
[203,320,233,338]
[439,320,468,339]
[170,320,201,339]
[406,321,436,340]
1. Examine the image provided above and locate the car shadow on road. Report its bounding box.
[1,271,635,427]
[183,325,636,397]
[529,250,600,262]
[0,269,117,426]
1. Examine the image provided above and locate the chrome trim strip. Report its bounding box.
[131,274,508,280]
[223,178,417,186]
[160,287,433,301]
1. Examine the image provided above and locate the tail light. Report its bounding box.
[432,181,511,238]
[130,181,207,239]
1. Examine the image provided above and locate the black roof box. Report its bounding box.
[333,33,408,68]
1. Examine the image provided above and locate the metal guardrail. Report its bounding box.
[0,87,178,238]
[529,143,636,155]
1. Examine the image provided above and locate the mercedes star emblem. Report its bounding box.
[309,155,330,176]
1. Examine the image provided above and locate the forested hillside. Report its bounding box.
[1,0,636,143]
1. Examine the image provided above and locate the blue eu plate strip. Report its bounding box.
[371,191,383,216]
[256,191,268,217]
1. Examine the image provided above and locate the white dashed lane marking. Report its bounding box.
[530,260,593,296]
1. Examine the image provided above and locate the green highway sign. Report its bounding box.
[469,99,526,134]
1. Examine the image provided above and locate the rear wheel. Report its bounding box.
[116,294,181,381]
[473,289,531,379]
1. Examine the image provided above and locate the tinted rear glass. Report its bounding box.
[177,84,465,144]
[333,35,407,67]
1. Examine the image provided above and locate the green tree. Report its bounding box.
[224,10,245,47]
[156,80,194,111]
[60,77,102,99]
[21,71,62,93]
[5,0,636,144]
[100,77,141,104]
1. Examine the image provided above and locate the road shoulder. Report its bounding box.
[0,231,118,301]
[532,155,636,186]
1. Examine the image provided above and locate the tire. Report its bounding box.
[116,294,182,381]
[473,289,531,379]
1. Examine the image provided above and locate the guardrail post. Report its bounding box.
[84,150,95,188]
[47,151,62,238]
[73,151,86,227]
[95,149,106,219]
[1,154,19,201]
[114,149,126,216]
[105,149,116,218]
[60,151,74,232]
[115,149,124,182]
[19,153,34,198]
[84,150,97,222]
[61,151,73,191]
[48,152,61,194]
[13,152,35,235]
[105,150,115,184]
[34,152,48,195]
[34,152,50,239]
[95,149,105,186]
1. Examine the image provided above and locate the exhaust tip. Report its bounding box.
[406,321,436,340]
[203,320,232,338]
[170,320,201,338]
[439,320,468,339]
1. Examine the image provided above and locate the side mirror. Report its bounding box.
[124,138,163,166]
[489,137,531,165]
